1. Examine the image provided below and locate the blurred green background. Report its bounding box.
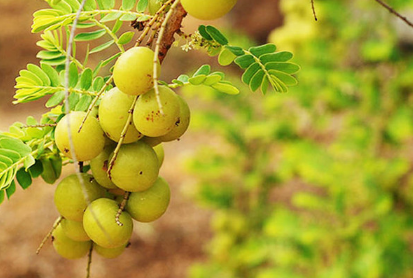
[1,0,413,277]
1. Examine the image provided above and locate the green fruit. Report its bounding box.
[83,198,133,249]
[125,177,170,222]
[157,95,190,142]
[90,145,118,189]
[54,173,104,222]
[153,143,164,167]
[99,87,143,143]
[55,111,105,161]
[110,141,159,192]
[52,224,92,259]
[113,47,160,96]
[93,242,127,259]
[141,136,163,147]
[148,0,168,15]
[61,218,90,241]
[133,86,180,137]
[181,0,237,20]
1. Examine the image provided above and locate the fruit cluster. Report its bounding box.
[51,46,190,259]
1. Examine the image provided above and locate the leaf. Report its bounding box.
[265,62,300,74]
[249,70,265,92]
[37,50,64,60]
[205,26,228,45]
[6,181,16,200]
[75,95,92,111]
[46,91,65,107]
[203,74,223,86]
[28,160,43,178]
[211,83,239,95]
[177,75,189,83]
[112,19,123,34]
[242,63,261,85]
[27,64,51,86]
[0,136,31,157]
[68,92,80,110]
[24,155,36,170]
[234,55,255,69]
[83,0,97,11]
[68,62,79,88]
[0,191,4,205]
[122,0,136,11]
[80,68,93,90]
[75,29,106,41]
[93,76,105,91]
[193,65,211,76]
[41,56,67,66]
[16,168,32,189]
[189,75,207,85]
[118,31,135,45]
[90,40,115,54]
[100,12,122,22]
[260,51,293,64]
[198,25,213,41]
[269,70,298,86]
[96,0,115,9]
[41,63,60,87]
[120,13,137,21]
[249,43,277,57]
[218,48,237,66]
[137,0,148,12]
[225,45,245,56]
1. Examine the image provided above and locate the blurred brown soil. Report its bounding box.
[0,0,282,277]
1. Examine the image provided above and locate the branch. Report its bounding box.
[375,0,413,28]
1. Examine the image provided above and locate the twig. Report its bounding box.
[36,216,62,254]
[116,191,131,226]
[311,0,318,21]
[86,244,93,278]
[375,0,413,28]
[21,123,57,128]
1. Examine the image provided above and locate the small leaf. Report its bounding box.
[193,65,211,77]
[41,63,60,87]
[80,68,93,90]
[269,70,298,86]
[122,0,136,10]
[68,92,80,110]
[93,76,105,91]
[203,74,223,86]
[75,29,106,41]
[24,155,36,170]
[120,14,137,21]
[205,26,228,45]
[218,48,237,66]
[6,181,16,200]
[118,31,135,45]
[242,62,261,85]
[83,0,97,11]
[249,44,277,57]
[97,0,115,9]
[41,56,67,66]
[260,51,293,64]
[234,55,255,69]
[136,15,150,22]
[211,83,240,95]
[68,62,79,88]
[28,160,43,178]
[37,50,64,60]
[46,91,65,107]
[16,168,32,189]
[0,137,31,156]
[137,0,148,12]
[75,95,92,111]
[0,190,4,204]
[177,75,189,83]
[112,20,123,34]
[100,12,122,22]
[198,25,212,41]
[90,40,115,54]
[189,75,207,85]
[225,45,244,56]
[249,70,265,92]
[266,62,300,74]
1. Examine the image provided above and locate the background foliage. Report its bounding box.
[186,0,413,277]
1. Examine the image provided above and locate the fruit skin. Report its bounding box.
[90,145,118,189]
[61,218,90,241]
[125,177,170,222]
[133,86,180,137]
[99,87,143,143]
[83,198,133,249]
[110,141,159,192]
[181,0,237,20]
[157,95,190,142]
[55,111,105,161]
[113,47,160,96]
[54,173,105,222]
[153,143,164,167]
[93,242,127,259]
[52,224,92,259]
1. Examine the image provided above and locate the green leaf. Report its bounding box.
[0,137,31,157]
[93,76,105,91]
[225,45,244,56]
[266,62,300,74]
[65,0,80,11]
[122,0,136,10]
[249,43,277,57]
[260,51,293,64]
[37,50,64,60]
[269,70,298,86]
[249,70,265,92]
[83,0,97,11]
[205,26,228,45]
[28,160,43,178]
[75,29,106,41]
[90,40,115,54]
[6,181,16,200]
[24,155,36,170]
[46,91,65,107]
[112,20,123,34]
[0,149,21,164]
[203,74,223,86]
[177,75,189,83]
[16,168,32,189]
[234,55,255,69]
[136,15,150,22]
[80,68,93,90]
[41,63,60,87]
[68,92,80,110]
[137,0,148,12]
[198,25,213,41]
[193,65,211,77]
[75,95,92,111]
[0,190,4,204]
[68,62,79,88]
[189,75,207,85]
[100,12,122,22]
[120,13,137,21]
[97,0,115,9]
[242,62,261,85]
[211,83,240,95]
[118,31,135,45]
[41,56,67,66]
[218,48,237,66]
[27,64,51,86]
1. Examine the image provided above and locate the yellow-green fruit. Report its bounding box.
[110,141,159,192]
[55,111,105,161]
[113,47,160,96]
[83,198,133,249]
[54,173,104,222]
[99,87,143,143]
[157,95,190,142]
[148,0,167,15]
[61,218,90,241]
[141,136,163,147]
[153,143,164,167]
[90,145,118,189]
[52,224,92,259]
[93,243,127,259]
[181,0,237,20]
[133,86,180,137]
[125,177,170,222]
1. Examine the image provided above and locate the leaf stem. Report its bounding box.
[36,216,62,254]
